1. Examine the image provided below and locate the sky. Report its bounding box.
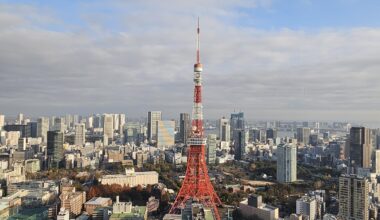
[1,0,380,122]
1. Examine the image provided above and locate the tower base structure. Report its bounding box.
[169,139,222,219]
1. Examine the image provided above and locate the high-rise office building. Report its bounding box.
[74,124,86,146]
[103,114,114,140]
[93,114,102,128]
[47,130,64,168]
[26,122,37,138]
[54,118,66,132]
[277,143,297,183]
[230,112,244,136]
[266,128,277,140]
[349,127,372,169]
[297,127,311,146]
[87,115,93,129]
[148,111,162,143]
[65,114,73,129]
[296,196,317,220]
[156,120,175,149]
[233,129,246,160]
[179,113,191,144]
[375,150,380,175]
[249,129,265,143]
[119,114,126,134]
[338,175,369,220]
[218,118,230,142]
[37,117,49,143]
[206,134,217,165]
[112,114,120,131]
[17,113,24,125]
[0,114,4,130]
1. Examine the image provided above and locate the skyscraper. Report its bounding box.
[147,111,162,143]
[206,134,217,165]
[277,143,297,183]
[297,127,311,146]
[156,120,175,149]
[349,126,372,169]
[37,117,49,143]
[0,114,4,130]
[17,113,24,125]
[26,121,37,138]
[87,115,93,129]
[119,114,126,134]
[375,150,380,175]
[47,130,64,168]
[233,129,246,161]
[103,114,114,140]
[230,112,244,137]
[266,128,277,140]
[112,114,120,131]
[218,117,230,142]
[179,113,191,144]
[54,117,65,132]
[74,124,86,146]
[338,175,369,220]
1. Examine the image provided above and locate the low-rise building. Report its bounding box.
[84,197,112,215]
[111,196,147,220]
[239,194,279,220]
[100,168,158,187]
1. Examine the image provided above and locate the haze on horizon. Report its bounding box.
[1,0,380,122]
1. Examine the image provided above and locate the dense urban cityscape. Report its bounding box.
[1,0,380,220]
[1,110,379,220]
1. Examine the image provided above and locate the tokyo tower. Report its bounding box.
[169,18,222,219]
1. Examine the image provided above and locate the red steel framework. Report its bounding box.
[169,18,222,219]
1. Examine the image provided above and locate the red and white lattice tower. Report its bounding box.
[169,18,222,219]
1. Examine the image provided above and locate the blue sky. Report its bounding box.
[3,0,380,31]
[1,0,380,121]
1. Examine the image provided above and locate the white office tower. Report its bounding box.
[65,114,73,129]
[148,111,162,143]
[338,175,369,220]
[103,114,114,140]
[207,134,217,165]
[276,143,297,183]
[218,117,230,142]
[17,113,24,124]
[74,124,86,146]
[0,114,4,130]
[119,114,126,134]
[375,149,380,175]
[296,196,317,220]
[87,115,93,129]
[113,114,120,131]
[37,117,49,143]
[54,118,66,132]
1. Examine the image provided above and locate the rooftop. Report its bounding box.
[85,197,111,205]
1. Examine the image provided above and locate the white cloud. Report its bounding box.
[0,1,379,122]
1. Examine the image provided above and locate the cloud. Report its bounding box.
[0,1,379,122]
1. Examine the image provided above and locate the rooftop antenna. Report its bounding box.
[196,17,200,64]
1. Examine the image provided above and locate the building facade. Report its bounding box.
[338,175,369,220]
[349,127,371,169]
[156,120,175,149]
[47,131,64,168]
[276,143,297,183]
[147,111,162,143]
[206,134,217,165]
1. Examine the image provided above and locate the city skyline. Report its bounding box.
[1,0,380,121]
